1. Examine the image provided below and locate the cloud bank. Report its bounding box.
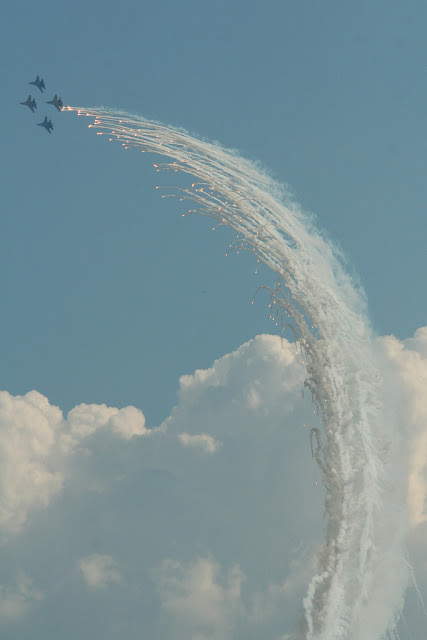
[0,330,425,638]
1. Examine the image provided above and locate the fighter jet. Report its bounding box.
[29,76,45,93]
[46,94,63,111]
[37,116,53,134]
[20,95,37,112]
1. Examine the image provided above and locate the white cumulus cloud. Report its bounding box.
[0,573,43,623]
[178,432,222,454]
[78,554,122,589]
[0,391,148,537]
[0,390,64,536]
[177,334,303,416]
[378,327,427,528]
[63,402,147,452]
[155,555,245,640]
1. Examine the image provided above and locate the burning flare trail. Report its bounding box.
[66,106,411,640]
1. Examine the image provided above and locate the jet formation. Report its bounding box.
[20,76,63,134]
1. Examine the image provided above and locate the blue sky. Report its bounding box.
[2,0,426,422]
[0,1,426,639]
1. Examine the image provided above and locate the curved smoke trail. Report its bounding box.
[66,106,410,639]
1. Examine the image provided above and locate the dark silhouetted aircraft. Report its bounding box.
[20,95,37,112]
[29,76,45,93]
[46,94,63,111]
[37,116,53,134]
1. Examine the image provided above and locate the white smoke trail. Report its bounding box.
[66,106,410,639]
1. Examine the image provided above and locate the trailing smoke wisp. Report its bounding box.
[67,106,410,640]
